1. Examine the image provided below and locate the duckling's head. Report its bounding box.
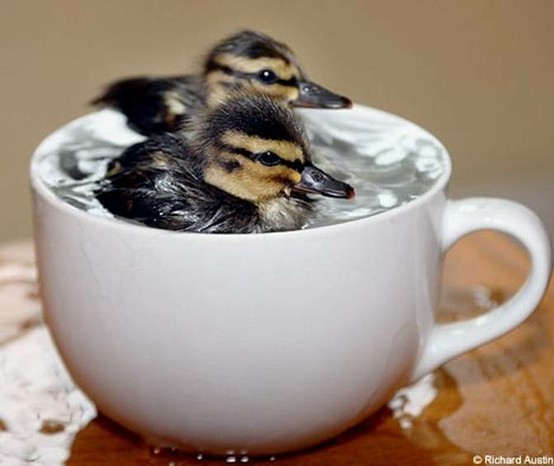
[199,95,354,204]
[203,30,352,110]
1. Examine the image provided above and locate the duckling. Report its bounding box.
[93,30,352,136]
[95,95,354,233]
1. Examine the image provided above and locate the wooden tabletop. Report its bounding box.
[3,232,554,465]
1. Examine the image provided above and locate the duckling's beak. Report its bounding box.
[293,165,355,199]
[294,81,352,109]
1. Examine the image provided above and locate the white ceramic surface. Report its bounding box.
[30,105,552,456]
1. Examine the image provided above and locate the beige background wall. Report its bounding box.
[1,0,553,241]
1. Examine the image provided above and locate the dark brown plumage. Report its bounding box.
[95,95,354,233]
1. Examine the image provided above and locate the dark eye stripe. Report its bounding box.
[275,76,298,87]
[220,144,253,159]
[219,144,303,171]
[210,64,298,88]
[284,159,304,172]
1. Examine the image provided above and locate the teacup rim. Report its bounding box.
[29,104,452,241]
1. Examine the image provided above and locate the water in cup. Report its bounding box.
[35,108,447,230]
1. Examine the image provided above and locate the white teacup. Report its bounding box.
[30,105,552,456]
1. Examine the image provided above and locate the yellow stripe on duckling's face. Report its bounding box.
[214,54,301,80]
[205,54,302,107]
[205,159,302,203]
[249,82,300,103]
[206,79,300,107]
[221,131,305,163]
[204,131,305,202]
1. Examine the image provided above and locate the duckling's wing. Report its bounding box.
[92,75,205,136]
[96,134,197,225]
[168,182,263,234]
[96,134,262,233]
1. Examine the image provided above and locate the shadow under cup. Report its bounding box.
[29,106,551,456]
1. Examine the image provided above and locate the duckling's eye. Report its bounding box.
[258,151,281,166]
[257,69,278,85]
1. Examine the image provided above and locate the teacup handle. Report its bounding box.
[411,197,552,381]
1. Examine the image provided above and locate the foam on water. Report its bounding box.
[33,106,447,230]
